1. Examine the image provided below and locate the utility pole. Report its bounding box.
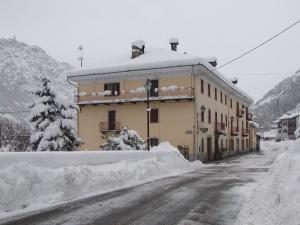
[78,45,83,67]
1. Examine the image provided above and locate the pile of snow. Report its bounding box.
[236,140,300,225]
[0,142,201,218]
[169,37,179,44]
[161,85,178,92]
[129,87,146,94]
[131,39,145,49]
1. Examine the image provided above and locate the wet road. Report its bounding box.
[0,147,284,225]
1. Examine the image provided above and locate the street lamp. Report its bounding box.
[144,79,152,151]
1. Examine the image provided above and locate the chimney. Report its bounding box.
[169,38,179,51]
[131,39,145,59]
[206,57,218,67]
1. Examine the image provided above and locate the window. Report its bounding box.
[208,109,211,124]
[225,94,227,105]
[150,138,159,147]
[215,111,218,123]
[221,113,223,123]
[104,83,120,96]
[208,83,211,97]
[230,99,233,108]
[150,80,159,97]
[225,115,228,126]
[150,108,159,123]
[201,110,205,122]
[237,117,239,128]
[215,88,217,100]
[220,91,223,103]
[201,79,204,94]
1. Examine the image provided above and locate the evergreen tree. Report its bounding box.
[37,98,81,151]
[29,77,80,151]
[28,77,57,151]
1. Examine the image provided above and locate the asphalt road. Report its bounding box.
[0,146,284,225]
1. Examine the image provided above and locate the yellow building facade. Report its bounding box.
[68,45,254,161]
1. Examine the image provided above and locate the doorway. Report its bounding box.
[108,111,116,130]
[207,137,212,161]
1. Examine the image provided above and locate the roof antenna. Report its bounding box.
[78,45,83,67]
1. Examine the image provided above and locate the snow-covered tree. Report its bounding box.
[37,98,81,151]
[28,77,57,151]
[100,127,145,150]
[28,77,80,151]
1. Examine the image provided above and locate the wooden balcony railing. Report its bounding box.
[77,87,194,104]
[246,112,253,121]
[99,122,121,132]
[231,127,239,136]
[215,122,225,135]
[242,128,249,136]
[237,108,245,118]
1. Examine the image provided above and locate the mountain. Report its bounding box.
[0,38,74,120]
[252,69,300,127]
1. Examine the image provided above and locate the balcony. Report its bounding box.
[76,87,194,105]
[237,108,245,118]
[215,122,226,135]
[99,122,121,133]
[231,127,239,136]
[246,112,253,121]
[242,128,249,137]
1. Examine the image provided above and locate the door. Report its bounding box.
[207,137,212,161]
[108,111,116,130]
[150,80,159,97]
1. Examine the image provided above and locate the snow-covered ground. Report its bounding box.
[0,142,201,219]
[236,140,300,225]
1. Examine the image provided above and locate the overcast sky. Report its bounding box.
[1,0,300,102]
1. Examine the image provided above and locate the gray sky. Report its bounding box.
[1,0,300,102]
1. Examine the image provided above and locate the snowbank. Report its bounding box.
[236,140,300,225]
[0,142,201,218]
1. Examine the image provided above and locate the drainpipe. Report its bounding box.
[192,65,197,161]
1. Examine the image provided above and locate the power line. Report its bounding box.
[224,72,294,77]
[216,18,300,70]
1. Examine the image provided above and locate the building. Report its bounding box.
[67,40,254,161]
[275,113,300,141]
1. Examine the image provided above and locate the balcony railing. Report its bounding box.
[77,87,194,104]
[215,122,225,135]
[231,127,239,136]
[99,122,121,132]
[242,128,249,136]
[246,112,253,121]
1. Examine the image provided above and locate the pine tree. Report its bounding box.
[37,98,81,151]
[29,77,80,151]
[28,77,57,151]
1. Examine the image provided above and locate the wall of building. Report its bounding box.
[78,101,194,151]
[76,73,253,162]
[77,75,195,151]
[194,75,251,161]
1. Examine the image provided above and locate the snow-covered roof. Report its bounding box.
[68,47,253,103]
[277,112,300,121]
